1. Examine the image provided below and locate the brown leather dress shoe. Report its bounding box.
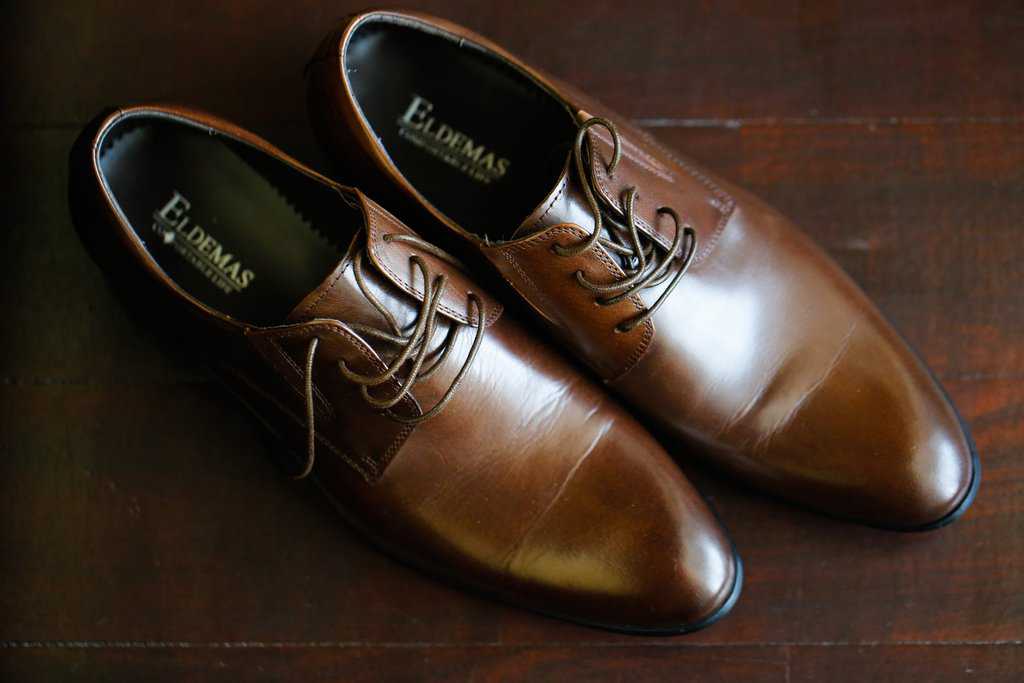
[68,104,741,633]
[306,10,979,530]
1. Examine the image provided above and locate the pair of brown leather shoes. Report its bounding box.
[68,9,978,634]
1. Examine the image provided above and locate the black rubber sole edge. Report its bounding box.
[880,380,981,533]
[575,550,744,637]
[854,326,982,532]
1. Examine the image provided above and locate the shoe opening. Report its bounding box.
[345,16,577,241]
[96,112,359,325]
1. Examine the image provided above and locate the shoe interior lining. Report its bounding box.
[345,18,577,241]
[98,115,356,325]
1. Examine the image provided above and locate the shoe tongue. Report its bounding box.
[508,141,682,299]
[285,234,372,325]
[510,118,682,259]
[511,159,598,240]
[286,195,497,330]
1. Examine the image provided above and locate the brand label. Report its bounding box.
[151,190,255,294]
[397,95,511,185]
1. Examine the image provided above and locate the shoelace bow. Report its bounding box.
[552,117,699,333]
[294,233,486,478]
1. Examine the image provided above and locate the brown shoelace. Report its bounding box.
[295,233,486,478]
[552,117,698,333]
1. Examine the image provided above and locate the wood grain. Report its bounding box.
[4,1,1023,126]
[1,644,1020,682]
[1,0,1020,680]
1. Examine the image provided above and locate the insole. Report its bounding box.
[99,120,344,325]
[346,20,576,240]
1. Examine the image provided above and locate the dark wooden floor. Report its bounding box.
[2,1,1021,680]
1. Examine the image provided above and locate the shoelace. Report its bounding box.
[552,117,699,333]
[294,233,486,479]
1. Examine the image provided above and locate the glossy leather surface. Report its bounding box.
[307,10,978,529]
[69,104,740,632]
